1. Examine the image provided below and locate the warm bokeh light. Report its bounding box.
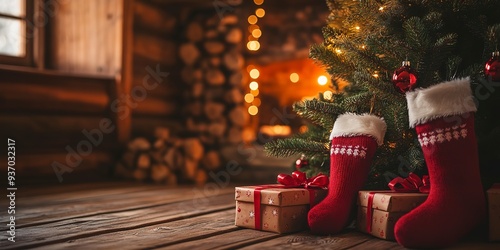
[254,0,264,5]
[335,49,342,54]
[249,69,260,79]
[379,6,384,11]
[317,75,328,85]
[244,93,254,103]
[251,29,262,38]
[248,24,259,32]
[355,26,360,30]
[248,105,259,115]
[249,81,259,90]
[256,8,265,18]
[372,73,379,78]
[253,97,261,106]
[246,64,255,72]
[324,90,333,100]
[361,45,366,49]
[299,125,308,133]
[247,15,258,24]
[247,40,260,51]
[290,73,299,83]
[251,89,259,96]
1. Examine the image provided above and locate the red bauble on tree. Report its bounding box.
[392,60,418,93]
[295,154,309,170]
[485,51,500,81]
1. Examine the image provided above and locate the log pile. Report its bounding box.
[180,14,247,165]
[115,127,211,186]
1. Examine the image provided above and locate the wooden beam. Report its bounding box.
[118,0,135,145]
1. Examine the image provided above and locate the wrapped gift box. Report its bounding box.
[488,183,500,241]
[235,185,327,233]
[357,191,428,240]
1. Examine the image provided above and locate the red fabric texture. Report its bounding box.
[394,113,486,248]
[308,135,378,234]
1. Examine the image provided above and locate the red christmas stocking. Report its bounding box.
[394,78,486,248]
[308,113,386,234]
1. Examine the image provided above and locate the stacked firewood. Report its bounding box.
[180,13,247,147]
[115,127,220,186]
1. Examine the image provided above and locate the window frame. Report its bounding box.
[0,0,36,67]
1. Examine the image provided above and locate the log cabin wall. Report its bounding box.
[0,0,123,184]
[113,1,247,184]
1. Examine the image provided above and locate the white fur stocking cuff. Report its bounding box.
[329,113,387,145]
[406,77,476,128]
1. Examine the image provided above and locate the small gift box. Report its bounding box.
[235,171,328,233]
[357,173,429,240]
[488,183,500,241]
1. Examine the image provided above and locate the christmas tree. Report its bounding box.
[265,0,500,189]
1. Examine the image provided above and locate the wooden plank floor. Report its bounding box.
[1,182,498,249]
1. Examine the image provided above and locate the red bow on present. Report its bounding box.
[277,171,329,189]
[388,172,430,193]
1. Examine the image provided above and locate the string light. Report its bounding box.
[318,75,328,85]
[251,89,259,96]
[253,97,261,106]
[255,8,265,18]
[290,73,299,83]
[244,93,255,103]
[248,24,259,32]
[251,28,262,38]
[247,40,260,51]
[249,69,260,79]
[379,6,384,11]
[254,0,264,5]
[335,49,342,54]
[372,72,379,78]
[324,90,333,100]
[355,26,360,30]
[249,81,259,90]
[248,15,258,24]
[248,105,259,115]
[361,45,366,49]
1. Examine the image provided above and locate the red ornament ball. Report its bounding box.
[295,155,309,170]
[485,51,500,81]
[392,60,418,93]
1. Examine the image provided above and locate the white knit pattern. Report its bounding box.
[330,144,368,158]
[418,123,468,147]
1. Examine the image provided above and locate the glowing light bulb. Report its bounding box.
[355,26,360,30]
[244,93,254,103]
[249,69,260,79]
[253,97,261,106]
[249,81,259,90]
[251,29,262,38]
[336,49,342,54]
[247,41,261,51]
[379,6,384,11]
[324,90,333,100]
[248,15,258,24]
[318,75,328,85]
[254,0,264,5]
[290,73,299,83]
[248,105,259,115]
[255,8,265,18]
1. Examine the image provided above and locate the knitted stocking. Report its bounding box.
[308,113,386,234]
[394,78,486,248]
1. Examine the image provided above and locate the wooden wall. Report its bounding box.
[0,66,118,183]
[0,0,124,184]
[128,0,184,138]
[47,0,123,76]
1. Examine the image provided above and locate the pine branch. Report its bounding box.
[264,138,329,158]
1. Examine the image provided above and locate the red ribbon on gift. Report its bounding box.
[277,171,329,189]
[252,172,328,230]
[366,173,430,233]
[387,172,430,193]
